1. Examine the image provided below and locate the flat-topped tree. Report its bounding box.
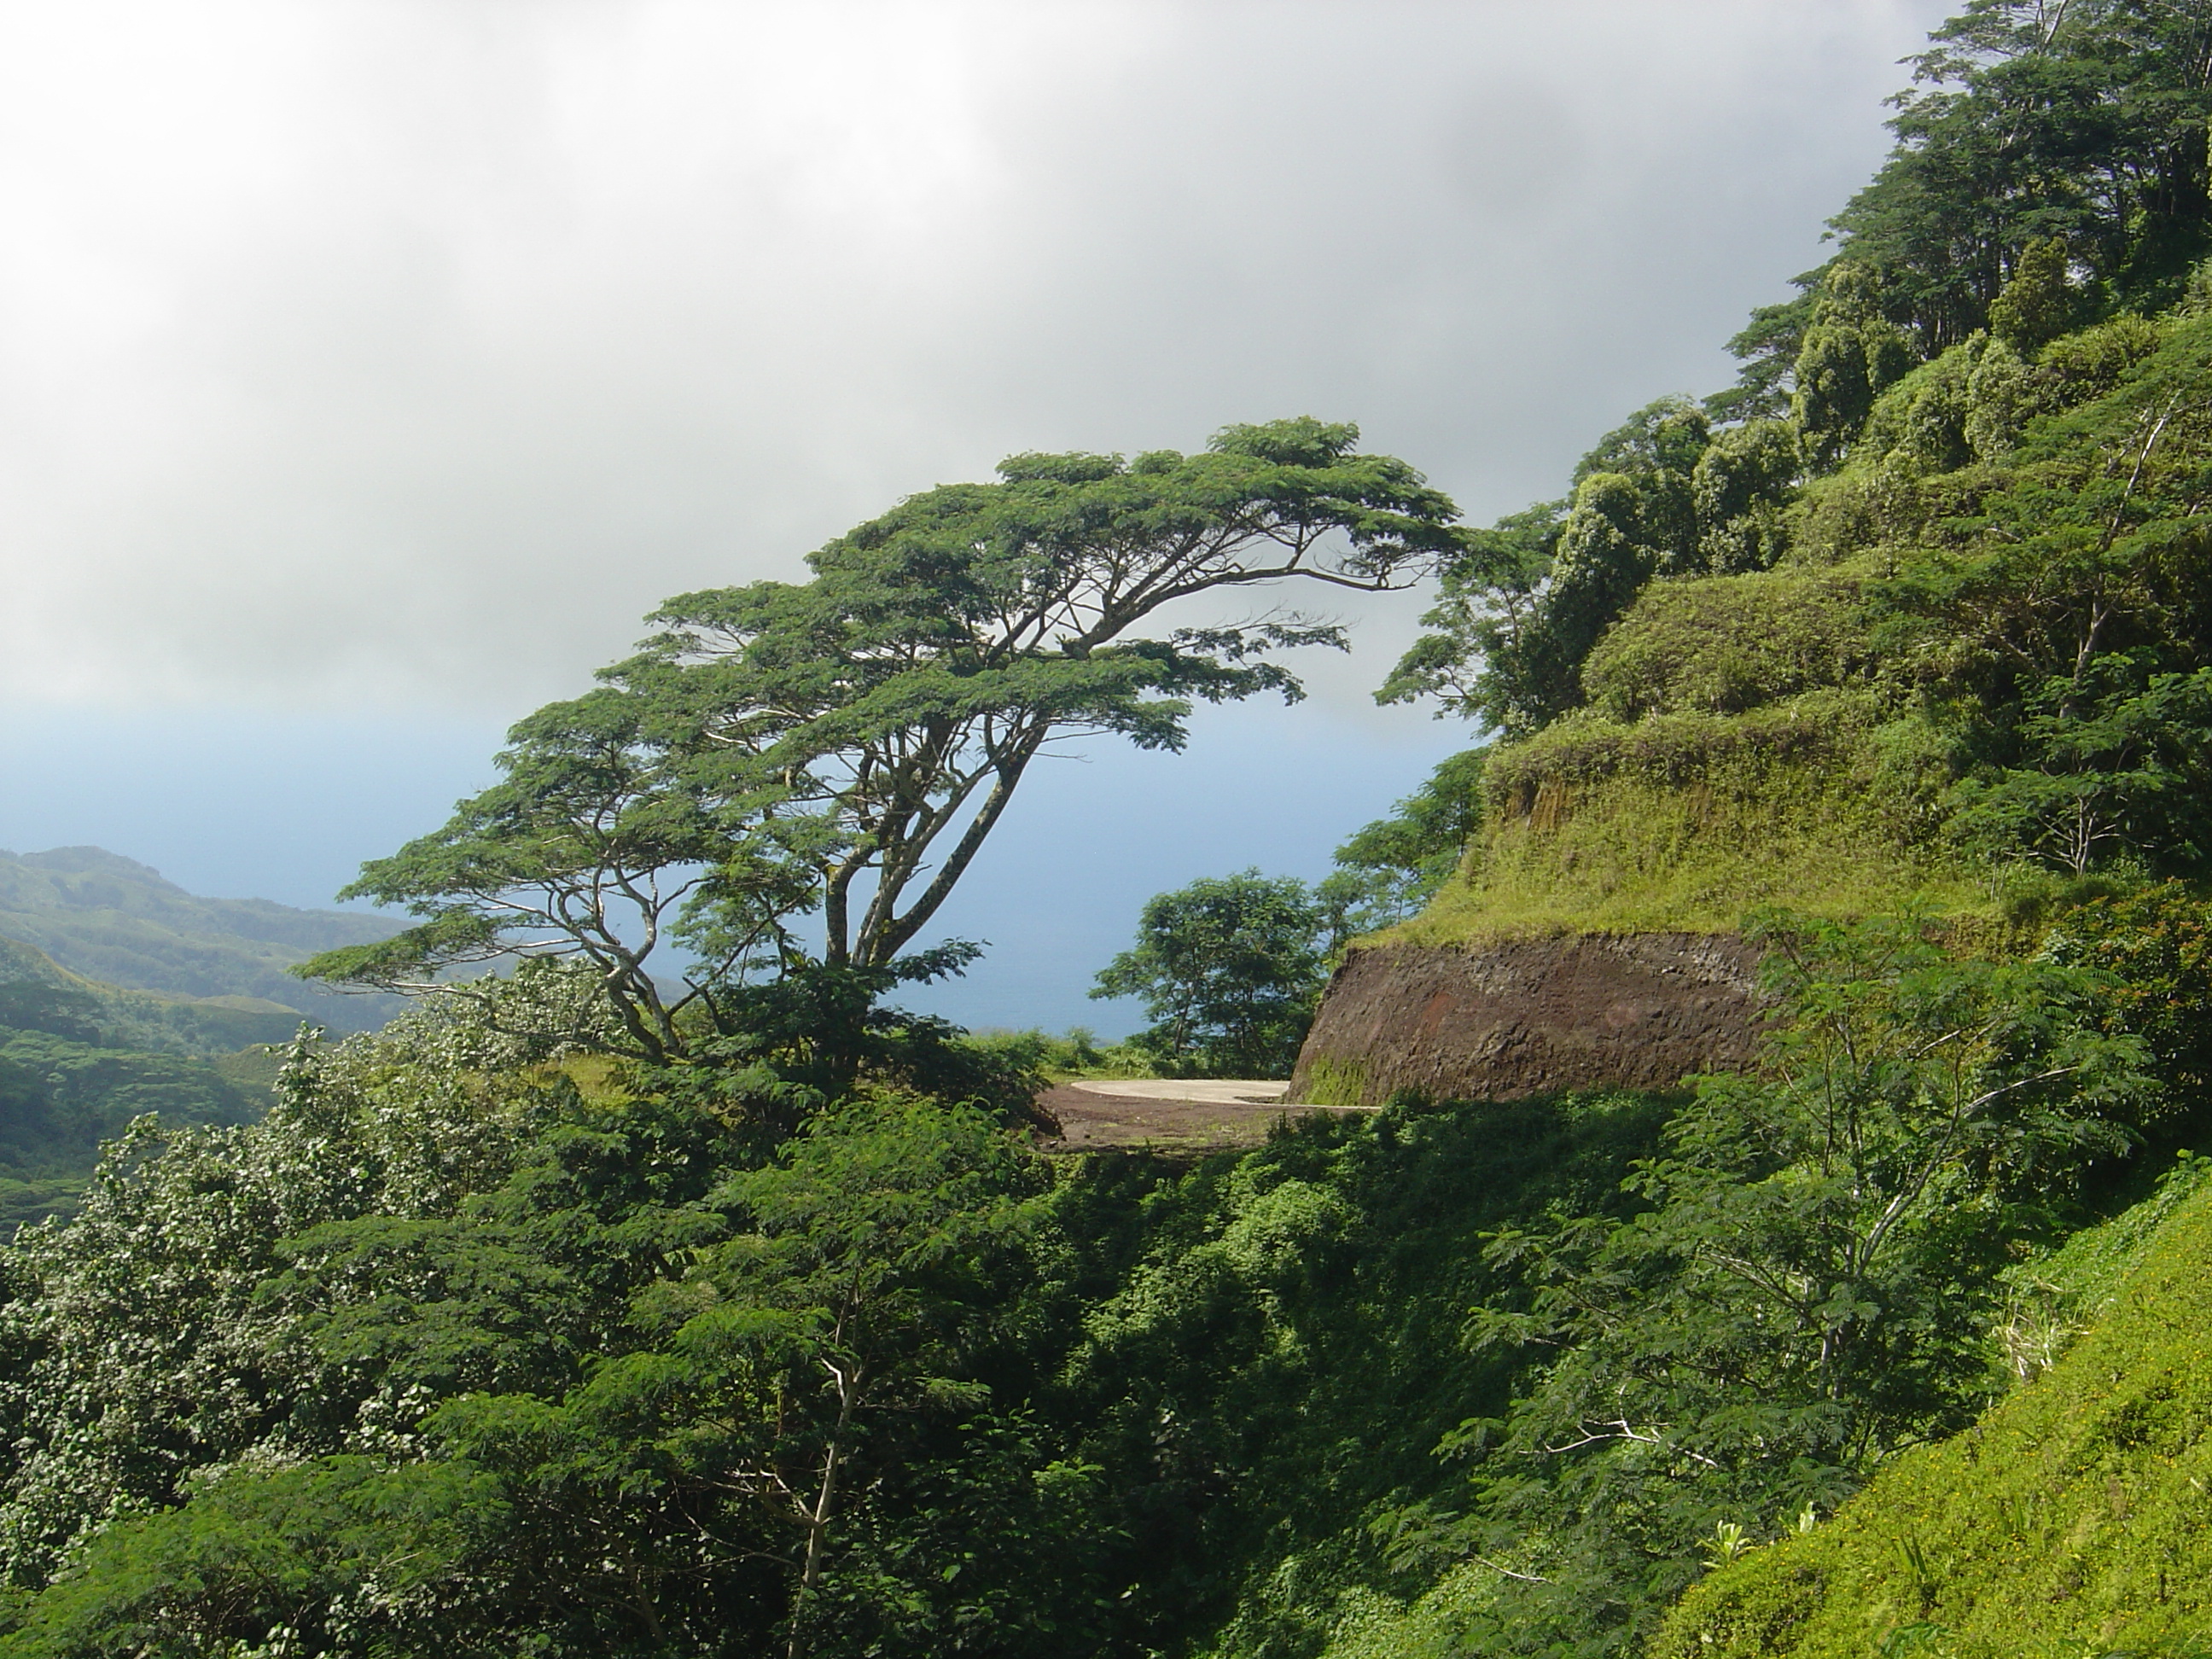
[303,418,1467,1061]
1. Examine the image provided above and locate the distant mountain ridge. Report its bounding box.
[0,847,407,1033]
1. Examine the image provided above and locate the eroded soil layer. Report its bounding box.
[1289,934,1767,1107]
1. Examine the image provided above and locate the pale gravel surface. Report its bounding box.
[1065,1078,1288,1105]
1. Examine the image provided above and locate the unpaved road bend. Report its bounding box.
[1039,1077,1371,1154]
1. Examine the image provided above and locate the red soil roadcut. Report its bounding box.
[1289,934,1769,1106]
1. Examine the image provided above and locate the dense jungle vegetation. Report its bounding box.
[10,2,2212,1654]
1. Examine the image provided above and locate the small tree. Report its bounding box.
[1090,870,1328,1078]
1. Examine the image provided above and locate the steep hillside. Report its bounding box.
[0,847,405,1033]
[1422,305,2212,947]
[1651,1161,2212,1658]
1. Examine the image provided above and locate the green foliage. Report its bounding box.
[0,1026,262,1178]
[1382,399,1789,736]
[1322,749,1488,935]
[0,985,1088,1656]
[1375,503,1565,734]
[2046,882,2212,1130]
[1710,282,1820,423]
[1988,236,2087,352]
[0,910,2186,1659]
[0,994,581,1588]
[1051,1089,1675,1658]
[1399,273,2212,958]
[1580,565,1870,722]
[1692,417,1800,571]
[1848,314,2169,483]
[0,1455,512,1659]
[0,943,1697,1656]
[400,1094,1060,1658]
[679,952,1056,1131]
[1828,1,2212,350]
[963,1026,1159,1083]
[1848,311,2212,879]
[1092,871,1330,1078]
[1947,656,2212,876]
[309,420,1468,1070]
[1652,1166,2212,1659]
[1794,264,1920,469]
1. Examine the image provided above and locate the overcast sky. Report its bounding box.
[0,0,1952,1031]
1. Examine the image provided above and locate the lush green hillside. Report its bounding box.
[0,847,405,1034]
[0,940,276,1226]
[1383,294,2212,953]
[1652,1159,2212,1658]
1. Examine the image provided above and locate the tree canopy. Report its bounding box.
[305,419,1467,1064]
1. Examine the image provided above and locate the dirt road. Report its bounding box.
[1038,1077,1371,1154]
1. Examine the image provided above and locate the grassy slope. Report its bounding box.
[1649,1166,2212,1659]
[1385,698,1987,948]
[1371,629,1985,952]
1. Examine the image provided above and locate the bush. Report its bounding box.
[1580,565,1871,721]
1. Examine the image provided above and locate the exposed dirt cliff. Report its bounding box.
[1289,932,1767,1106]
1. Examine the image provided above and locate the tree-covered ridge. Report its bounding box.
[0,847,405,1035]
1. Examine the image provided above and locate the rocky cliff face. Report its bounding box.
[1289,933,1767,1106]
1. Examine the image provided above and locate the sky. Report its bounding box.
[0,0,1952,1033]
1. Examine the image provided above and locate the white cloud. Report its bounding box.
[0,0,1946,712]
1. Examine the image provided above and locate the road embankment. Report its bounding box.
[1289,933,1769,1107]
